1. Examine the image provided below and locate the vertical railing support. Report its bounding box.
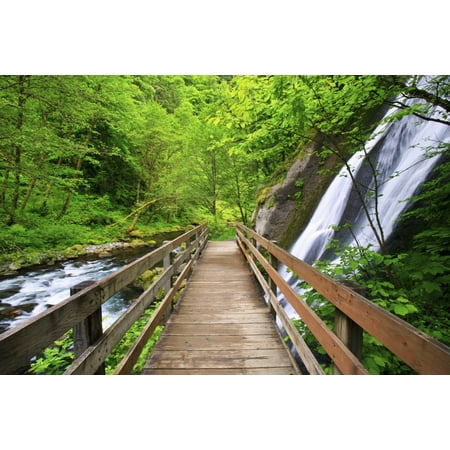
[267,244,278,320]
[71,280,105,374]
[163,241,172,321]
[194,229,200,255]
[333,281,364,374]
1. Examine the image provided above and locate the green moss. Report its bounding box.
[129,229,143,238]
[129,239,146,247]
[256,187,271,205]
[135,268,163,290]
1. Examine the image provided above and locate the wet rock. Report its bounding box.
[254,134,340,248]
[0,286,20,300]
[0,306,22,319]
[0,303,36,320]
[20,302,38,313]
[8,263,21,271]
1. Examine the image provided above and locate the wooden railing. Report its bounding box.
[0,224,208,375]
[234,222,450,375]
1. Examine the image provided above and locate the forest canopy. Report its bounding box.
[0,75,448,252]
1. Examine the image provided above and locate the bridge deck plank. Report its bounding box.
[143,241,299,375]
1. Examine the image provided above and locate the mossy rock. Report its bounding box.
[62,244,85,259]
[130,239,145,247]
[256,187,272,205]
[135,269,157,289]
[8,262,21,271]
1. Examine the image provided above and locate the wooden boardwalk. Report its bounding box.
[143,241,299,374]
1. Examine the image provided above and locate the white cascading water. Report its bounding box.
[280,96,450,299]
[0,248,151,333]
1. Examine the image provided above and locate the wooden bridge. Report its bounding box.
[1,223,449,375]
[143,241,298,374]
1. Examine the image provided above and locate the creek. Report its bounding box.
[0,232,181,334]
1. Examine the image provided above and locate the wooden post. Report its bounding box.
[71,280,105,375]
[163,242,172,321]
[251,236,257,266]
[267,244,278,320]
[333,281,364,374]
[194,230,200,255]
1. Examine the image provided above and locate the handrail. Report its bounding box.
[234,222,450,374]
[0,224,208,374]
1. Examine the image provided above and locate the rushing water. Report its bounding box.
[286,104,450,267]
[0,246,153,334]
[278,98,450,320]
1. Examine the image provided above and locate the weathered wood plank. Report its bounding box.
[143,241,299,375]
[154,334,288,351]
[0,283,103,374]
[71,280,105,374]
[169,312,274,324]
[160,323,280,336]
[144,367,296,374]
[175,305,268,313]
[146,349,294,369]
[176,296,264,305]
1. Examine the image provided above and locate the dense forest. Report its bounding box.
[1,75,449,373]
[2,75,446,249]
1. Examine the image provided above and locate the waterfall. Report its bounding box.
[281,98,450,288]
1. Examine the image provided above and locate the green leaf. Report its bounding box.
[373,355,387,367]
[393,304,410,316]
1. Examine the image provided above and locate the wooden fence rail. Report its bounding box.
[234,222,450,375]
[0,224,208,374]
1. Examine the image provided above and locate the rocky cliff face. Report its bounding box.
[253,134,341,249]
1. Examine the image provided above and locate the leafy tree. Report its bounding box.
[382,75,450,127]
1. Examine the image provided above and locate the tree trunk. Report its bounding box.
[57,155,83,220]
[0,169,9,208]
[41,156,63,210]
[325,135,387,253]
[20,176,36,211]
[57,130,91,220]
[210,149,217,216]
[6,76,27,225]
[108,197,175,229]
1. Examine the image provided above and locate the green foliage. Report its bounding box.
[0,219,86,252]
[28,330,74,375]
[105,304,164,375]
[27,303,164,375]
[292,238,449,374]
[207,221,236,241]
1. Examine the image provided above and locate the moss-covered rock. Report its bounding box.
[134,267,163,290]
[254,133,341,249]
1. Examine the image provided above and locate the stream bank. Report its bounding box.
[0,228,186,277]
[0,229,186,333]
